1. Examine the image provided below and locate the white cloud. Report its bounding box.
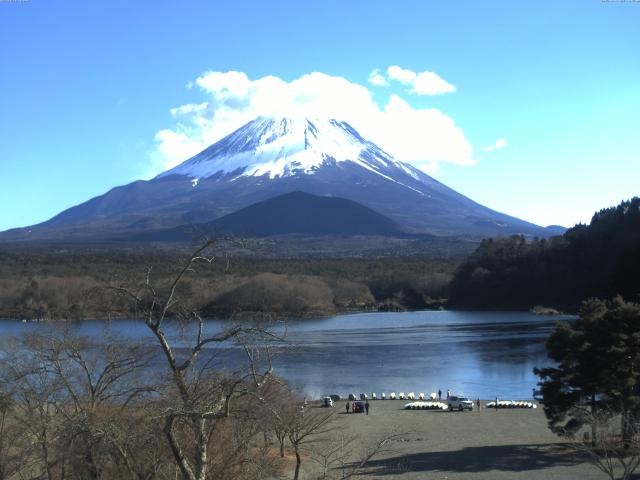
[386,66,456,95]
[411,71,457,95]
[150,70,474,174]
[480,138,508,152]
[368,68,388,86]
[387,66,417,85]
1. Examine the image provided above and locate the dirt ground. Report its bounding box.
[298,400,615,480]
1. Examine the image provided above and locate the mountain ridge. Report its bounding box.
[0,116,561,243]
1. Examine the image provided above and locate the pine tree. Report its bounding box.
[535,297,640,445]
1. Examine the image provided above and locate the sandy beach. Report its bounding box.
[298,400,606,480]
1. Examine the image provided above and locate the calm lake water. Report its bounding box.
[0,310,572,400]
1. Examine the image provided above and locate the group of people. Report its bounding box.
[345,400,370,415]
[438,389,450,401]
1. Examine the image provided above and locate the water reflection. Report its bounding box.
[0,311,572,400]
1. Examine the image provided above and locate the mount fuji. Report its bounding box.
[1,116,561,243]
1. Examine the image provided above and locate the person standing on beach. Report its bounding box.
[495,397,499,411]
[365,400,370,415]
[345,402,350,414]
[438,389,442,401]
[447,389,450,401]
[476,398,480,411]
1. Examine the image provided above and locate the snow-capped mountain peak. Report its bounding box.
[157,116,421,183]
[1,117,553,242]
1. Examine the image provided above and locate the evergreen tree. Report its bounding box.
[535,297,640,445]
[449,197,640,310]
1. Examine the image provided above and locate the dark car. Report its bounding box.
[352,401,365,413]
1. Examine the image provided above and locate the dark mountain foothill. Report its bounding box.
[133,191,405,241]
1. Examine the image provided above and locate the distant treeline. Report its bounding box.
[449,197,640,310]
[0,250,457,320]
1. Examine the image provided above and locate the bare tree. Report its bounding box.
[0,389,27,480]
[569,408,640,480]
[0,239,286,480]
[285,403,336,480]
[0,329,166,480]
[111,239,277,480]
[0,336,65,480]
[257,379,298,459]
[310,429,406,480]
[28,331,158,479]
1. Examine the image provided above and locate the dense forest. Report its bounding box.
[0,249,457,320]
[3,198,637,319]
[449,197,640,310]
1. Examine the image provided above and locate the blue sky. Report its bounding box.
[0,0,638,231]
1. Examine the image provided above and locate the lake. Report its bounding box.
[0,310,571,400]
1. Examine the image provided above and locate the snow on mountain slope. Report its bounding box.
[158,117,425,188]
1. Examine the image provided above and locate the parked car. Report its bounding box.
[322,396,333,407]
[448,395,473,411]
[352,401,366,413]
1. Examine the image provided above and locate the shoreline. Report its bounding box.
[0,305,576,324]
[301,400,602,479]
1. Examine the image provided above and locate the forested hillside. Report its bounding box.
[449,198,640,310]
[0,250,456,320]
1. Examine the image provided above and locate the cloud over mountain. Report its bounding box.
[367,69,388,86]
[385,66,456,96]
[151,70,474,176]
[481,138,508,152]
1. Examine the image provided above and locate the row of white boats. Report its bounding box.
[404,400,537,410]
[342,393,537,409]
[347,392,438,401]
[485,400,537,409]
[404,401,450,410]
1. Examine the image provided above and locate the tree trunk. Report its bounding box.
[194,417,209,480]
[84,449,99,480]
[164,416,196,480]
[622,410,632,449]
[40,412,55,480]
[293,445,301,480]
[591,393,597,447]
